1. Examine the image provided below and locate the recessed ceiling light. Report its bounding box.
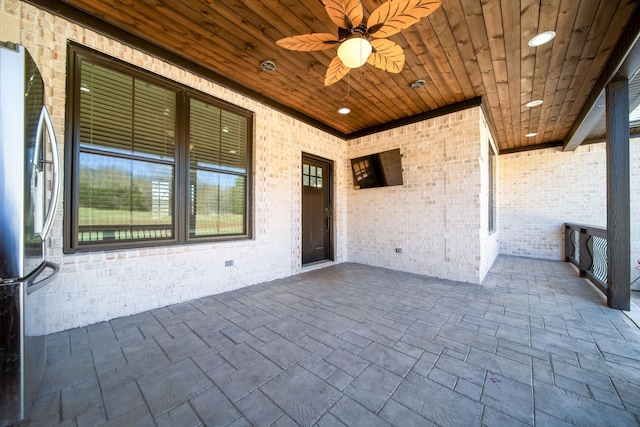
[528,31,556,47]
[525,100,543,108]
[338,107,351,115]
[524,132,537,138]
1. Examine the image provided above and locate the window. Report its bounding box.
[488,142,496,233]
[302,163,323,188]
[65,44,252,251]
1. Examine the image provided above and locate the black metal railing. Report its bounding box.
[565,223,608,294]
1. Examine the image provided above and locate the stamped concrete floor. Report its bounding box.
[24,256,640,427]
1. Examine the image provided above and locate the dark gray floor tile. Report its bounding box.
[379,399,437,427]
[410,350,438,378]
[155,330,209,363]
[534,381,637,427]
[191,348,227,373]
[315,412,348,427]
[216,356,282,402]
[344,364,402,412]
[256,337,309,369]
[190,386,241,427]
[358,341,416,377]
[41,352,96,393]
[75,405,106,427]
[349,322,404,347]
[154,402,202,427]
[100,404,156,427]
[467,347,532,385]
[435,353,486,386]
[102,380,144,419]
[98,353,171,392]
[531,328,601,357]
[60,378,102,421]
[137,358,213,417]
[326,368,354,391]
[551,359,614,392]
[235,389,283,427]
[428,366,458,389]
[454,378,482,401]
[220,342,264,369]
[392,372,483,427]
[266,316,318,341]
[611,377,640,409]
[92,345,126,374]
[220,325,254,344]
[482,372,533,425]
[482,406,531,427]
[330,395,392,427]
[271,414,300,427]
[261,364,341,426]
[437,323,498,353]
[324,348,370,377]
[405,319,442,343]
[120,337,164,363]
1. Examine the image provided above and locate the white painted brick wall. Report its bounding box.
[499,139,640,285]
[346,107,496,284]
[8,4,349,333]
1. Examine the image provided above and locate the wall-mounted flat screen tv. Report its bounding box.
[350,148,403,190]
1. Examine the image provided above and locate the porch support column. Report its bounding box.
[605,78,630,310]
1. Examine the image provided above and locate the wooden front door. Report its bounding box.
[302,155,332,265]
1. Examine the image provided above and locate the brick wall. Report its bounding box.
[7,4,349,333]
[346,107,497,284]
[498,139,640,284]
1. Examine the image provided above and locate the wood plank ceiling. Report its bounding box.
[37,0,639,152]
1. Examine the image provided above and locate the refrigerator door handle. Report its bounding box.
[40,105,60,240]
[24,261,60,295]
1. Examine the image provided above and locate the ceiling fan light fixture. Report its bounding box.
[528,31,556,47]
[338,107,351,115]
[525,99,544,108]
[337,37,372,69]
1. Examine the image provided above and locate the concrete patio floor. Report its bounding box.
[24,256,640,426]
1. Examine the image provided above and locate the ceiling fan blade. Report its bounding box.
[325,56,351,86]
[367,0,441,38]
[322,0,363,29]
[367,39,405,73]
[276,33,340,51]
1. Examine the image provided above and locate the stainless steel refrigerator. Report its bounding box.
[0,42,61,426]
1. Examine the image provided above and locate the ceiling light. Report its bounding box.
[337,37,372,69]
[338,107,351,115]
[528,31,556,47]
[525,100,543,108]
[524,132,537,138]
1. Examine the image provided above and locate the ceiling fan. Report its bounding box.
[276,0,442,86]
